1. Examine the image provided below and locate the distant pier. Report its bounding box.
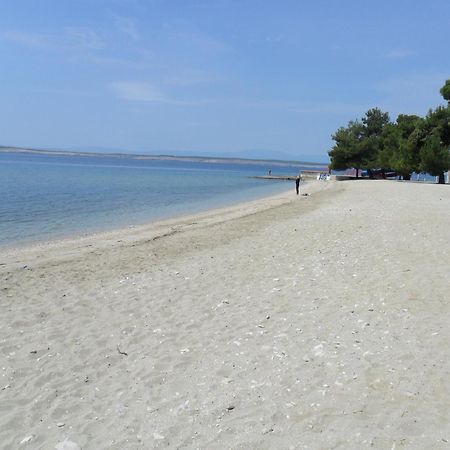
[250,170,325,181]
[251,175,297,180]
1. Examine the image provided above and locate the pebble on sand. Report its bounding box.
[20,435,34,444]
[55,438,81,450]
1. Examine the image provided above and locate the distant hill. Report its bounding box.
[135,148,329,164]
[59,146,329,164]
[0,145,329,168]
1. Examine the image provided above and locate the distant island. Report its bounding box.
[0,145,329,169]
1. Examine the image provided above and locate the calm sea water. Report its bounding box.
[0,152,320,247]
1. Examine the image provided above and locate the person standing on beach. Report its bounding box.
[295,175,300,195]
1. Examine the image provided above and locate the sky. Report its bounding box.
[0,0,449,162]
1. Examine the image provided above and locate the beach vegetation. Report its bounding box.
[328,120,365,177]
[328,79,450,183]
[441,79,450,104]
[328,108,390,177]
[419,106,450,183]
[378,115,422,180]
[419,134,450,183]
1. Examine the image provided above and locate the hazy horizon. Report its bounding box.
[0,144,329,165]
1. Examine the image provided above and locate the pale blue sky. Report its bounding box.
[0,0,449,162]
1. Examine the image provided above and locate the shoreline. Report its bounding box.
[3,179,450,448]
[0,180,322,268]
[1,147,307,251]
[0,180,296,254]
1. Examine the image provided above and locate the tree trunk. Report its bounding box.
[403,173,411,181]
[438,172,445,184]
[355,168,359,178]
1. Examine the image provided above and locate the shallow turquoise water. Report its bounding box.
[0,152,317,247]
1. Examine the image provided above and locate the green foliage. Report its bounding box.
[362,108,390,136]
[328,108,390,171]
[419,133,450,176]
[379,115,423,177]
[328,79,450,180]
[396,114,422,138]
[416,105,450,177]
[426,105,450,146]
[440,79,450,103]
[328,120,364,170]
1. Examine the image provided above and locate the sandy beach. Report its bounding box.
[1,179,450,449]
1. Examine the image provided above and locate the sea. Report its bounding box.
[0,151,325,247]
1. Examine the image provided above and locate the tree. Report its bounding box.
[362,108,390,137]
[396,114,422,139]
[362,108,391,173]
[419,106,450,183]
[328,108,390,176]
[377,123,397,170]
[328,79,450,183]
[379,114,422,179]
[328,120,365,176]
[419,133,450,183]
[426,105,450,147]
[440,79,450,104]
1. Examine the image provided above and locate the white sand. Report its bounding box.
[1,179,450,449]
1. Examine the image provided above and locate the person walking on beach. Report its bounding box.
[295,175,300,195]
